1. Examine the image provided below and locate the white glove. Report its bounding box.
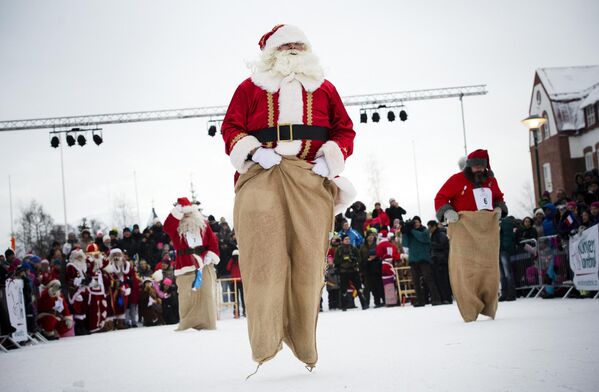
[53,299,64,313]
[74,277,82,287]
[493,207,503,215]
[251,147,282,170]
[64,316,74,329]
[312,157,330,178]
[444,209,459,223]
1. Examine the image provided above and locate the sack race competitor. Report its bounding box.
[222,24,356,370]
[435,149,507,322]
[163,197,220,331]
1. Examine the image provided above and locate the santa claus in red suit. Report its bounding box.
[37,279,73,339]
[163,197,220,331]
[66,248,90,335]
[435,149,507,221]
[105,248,131,329]
[222,24,357,370]
[85,243,108,333]
[36,259,54,290]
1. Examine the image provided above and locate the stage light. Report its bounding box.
[399,110,408,121]
[50,136,60,148]
[360,111,368,123]
[208,124,217,137]
[77,134,87,146]
[92,133,103,145]
[372,112,380,123]
[387,111,395,122]
[66,134,76,146]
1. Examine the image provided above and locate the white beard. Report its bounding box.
[251,49,324,80]
[177,210,206,240]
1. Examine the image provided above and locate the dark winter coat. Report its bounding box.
[345,202,367,234]
[359,242,381,275]
[385,206,407,224]
[402,227,431,263]
[334,244,360,273]
[500,217,516,254]
[429,229,449,263]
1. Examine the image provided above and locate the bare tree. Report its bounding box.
[16,200,57,257]
[112,195,135,229]
[514,182,536,218]
[365,155,384,206]
[77,217,105,235]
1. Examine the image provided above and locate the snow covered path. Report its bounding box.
[2,298,598,392]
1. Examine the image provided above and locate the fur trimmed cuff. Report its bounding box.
[332,176,357,215]
[203,250,220,266]
[436,204,455,222]
[495,201,508,217]
[317,141,345,179]
[230,135,262,174]
[170,207,184,220]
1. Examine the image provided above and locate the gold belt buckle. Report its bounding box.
[276,123,293,142]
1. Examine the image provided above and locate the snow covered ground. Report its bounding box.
[2,298,598,392]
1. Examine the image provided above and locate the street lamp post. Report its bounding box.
[521,114,547,203]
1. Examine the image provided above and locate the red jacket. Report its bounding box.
[163,213,220,276]
[375,240,401,262]
[435,171,505,219]
[226,258,242,280]
[221,78,355,176]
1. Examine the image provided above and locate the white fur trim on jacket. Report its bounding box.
[317,141,345,179]
[203,250,220,265]
[273,76,304,156]
[251,71,323,94]
[174,265,197,277]
[230,135,262,174]
[262,25,310,52]
[332,176,357,215]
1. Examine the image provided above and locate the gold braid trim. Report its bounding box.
[266,92,275,148]
[299,92,314,159]
[229,132,247,151]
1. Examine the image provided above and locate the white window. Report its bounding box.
[585,151,595,170]
[542,112,550,140]
[543,163,553,193]
[587,105,596,127]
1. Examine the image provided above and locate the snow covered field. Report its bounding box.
[2,298,598,392]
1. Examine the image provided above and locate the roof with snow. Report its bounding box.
[537,65,599,101]
[535,65,599,131]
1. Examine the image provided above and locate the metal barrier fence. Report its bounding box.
[512,235,576,298]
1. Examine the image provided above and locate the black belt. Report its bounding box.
[177,246,204,256]
[253,124,329,143]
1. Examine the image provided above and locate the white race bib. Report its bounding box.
[473,187,493,211]
[185,232,203,247]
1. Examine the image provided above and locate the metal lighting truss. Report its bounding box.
[0,84,487,132]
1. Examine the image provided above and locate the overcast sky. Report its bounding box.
[2,0,599,250]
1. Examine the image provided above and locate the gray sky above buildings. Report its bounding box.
[1,0,599,250]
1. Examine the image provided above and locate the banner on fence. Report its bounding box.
[569,225,599,291]
[5,278,28,342]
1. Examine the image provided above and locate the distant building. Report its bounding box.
[528,65,599,203]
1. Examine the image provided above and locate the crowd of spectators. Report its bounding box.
[1,169,597,345]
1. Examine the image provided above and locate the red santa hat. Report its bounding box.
[86,243,100,254]
[466,149,491,170]
[258,24,310,52]
[176,197,196,214]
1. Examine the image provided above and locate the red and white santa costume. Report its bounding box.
[434,149,507,220]
[37,280,73,338]
[163,197,220,331]
[108,248,131,321]
[66,248,90,328]
[222,25,356,367]
[85,243,108,333]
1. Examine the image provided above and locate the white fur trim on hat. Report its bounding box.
[262,25,310,52]
[232,249,239,256]
[317,141,345,179]
[152,269,163,282]
[332,176,357,215]
[230,135,262,173]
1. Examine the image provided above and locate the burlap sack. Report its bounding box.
[234,156,337,366]
[175,265,217,331]
[447,210,500,322]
